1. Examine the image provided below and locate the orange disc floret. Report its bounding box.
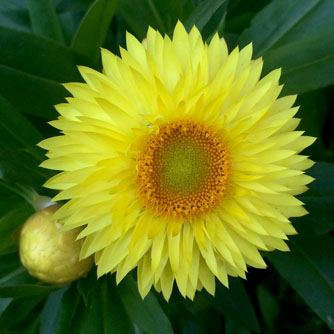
[136,119,230,220]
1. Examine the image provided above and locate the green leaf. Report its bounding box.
[0,25,91,119]
[118,275,173,334]
[0,6,31,32]
[0,229,18,256]
[0,295,45,329]
[47,284,81,334]
[0,202,30,256]
[22,314,41,334]
[224,317,251,334]
[262,33,334,94]
[272,0,334,48]
[238,0,334,93]
[76,267,98,306]
[0,202,34,234]
[295,162,334,236]
[71,0,119,62]
[0,97,52,195]
[39,286,72,334]
[56,0,93,12]
[0,65,65,119]
[0,253,21,279]
[267,235,334,330]
[0,297,12,316]
[70,277,133,334]
[27,0,65,43]
[118,0,189,39]
[0,0,28,9]
[199,1,227,41]
[0,96,43,161]
[224,0,271,36]
[0,284,60,298]
[0,254,34,287]
[184,0,227,33]
[99,278,134,334]
[210,278,260,331]
[239,0,320,57]
[0,26,83,82]
[0,267,33,288]
[296,90,327,156]
[257,286,279,334]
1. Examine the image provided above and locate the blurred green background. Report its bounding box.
[0,0,334,333]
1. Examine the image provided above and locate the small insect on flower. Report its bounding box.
[39,22,315,301]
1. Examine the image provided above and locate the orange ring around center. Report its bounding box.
[136,119,230,220]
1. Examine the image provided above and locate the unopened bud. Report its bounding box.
[19,204,93,284]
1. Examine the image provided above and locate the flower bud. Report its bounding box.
[19,204,93,284]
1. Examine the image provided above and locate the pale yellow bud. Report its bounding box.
[19,204,93,284]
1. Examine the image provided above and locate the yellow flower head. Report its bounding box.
[39,22,315,301]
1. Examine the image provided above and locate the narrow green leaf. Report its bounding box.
[70,277,133,334]
[0,267,29,286]
[27,0,64,43]
[0,25,85,82]
[0,202,34,233]
[0,295,45,329]
[257,286,279,334]
[61,293,101,334]
[210,279,260,331]
[71,0,119,62]
[100,278,134,334]
[0,96,43,160]
[267,235,334,330]
[0,0,29,9]
[118,275,173,334]
[76,268,98,306]
[23,314,41,334]
[0,6,31,32]
[0,228,18,256]
[296,90,327,156]
[0,186,31,227]
[0,66,63,119]
[0,254,35,287]
[0,97,52,193]
[0,284,60,298]
[0,297,12,316]
[0,253,21,279]
[201,3,227,41]
[118,0,187,39]
[184,0,227,32]
[273,0,334,48]
[56,0,93,12]
[238,0,334,94]
[39,286,70,334]
[295,162,334,236]
[50,284,81,334]
[224,317,251,334]
[0,25,92,118]
[263,33,334,94]
[239,0,319,57]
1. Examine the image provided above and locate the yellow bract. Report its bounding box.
[39,22,315,301]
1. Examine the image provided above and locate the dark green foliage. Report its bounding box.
[27,0,65,42]
[267,235,334,330]
[71,0,119,63]
[0,0,333,333]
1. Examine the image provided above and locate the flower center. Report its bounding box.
[136,119,230,220]
[161,140,209,194]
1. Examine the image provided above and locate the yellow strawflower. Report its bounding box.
[39,22,315,300]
